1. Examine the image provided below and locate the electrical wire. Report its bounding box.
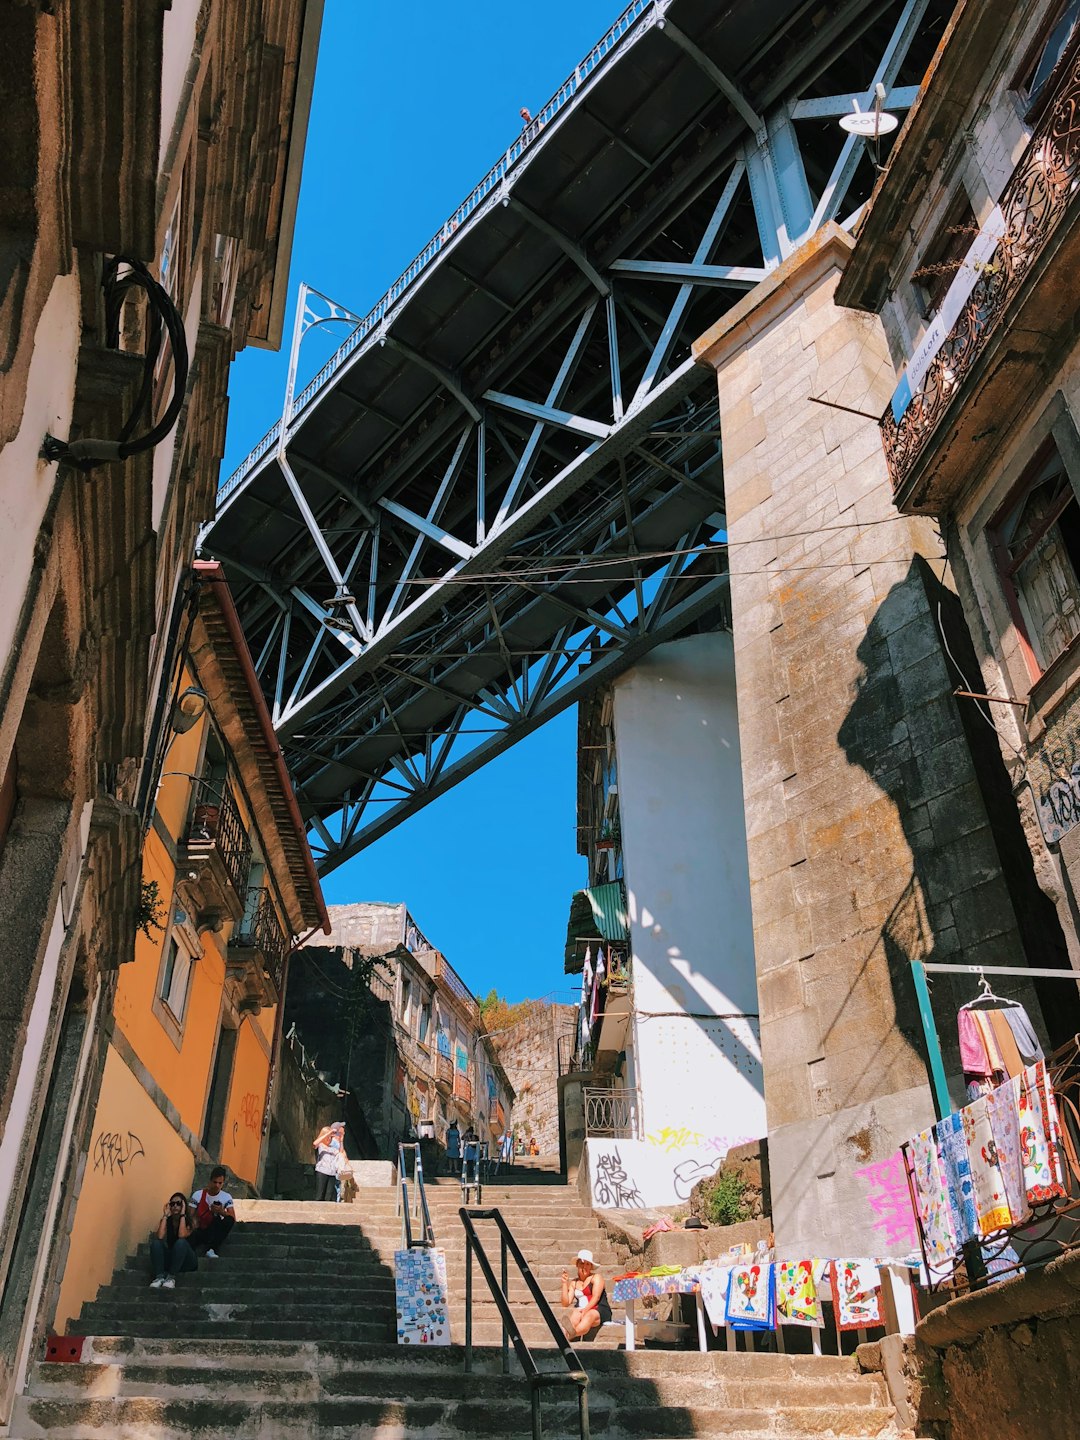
[42,256,189,473]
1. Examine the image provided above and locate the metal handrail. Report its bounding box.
[217,0,653,504]
[459,1207,589,1440]
[397,1141,435,1250]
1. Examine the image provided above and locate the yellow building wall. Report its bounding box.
[219,1017,271,1184]
[56,1042,195,1332]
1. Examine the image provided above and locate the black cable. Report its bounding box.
[42,256,189,473]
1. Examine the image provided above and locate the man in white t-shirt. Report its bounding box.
[190,1166,236,1259]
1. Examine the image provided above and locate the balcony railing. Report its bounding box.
[453,1071,473,1104]
[185,779,251,899]
[584,1086,641,1139]
[881,41,1080,495]
[436,1052,454,1088]
[415,947,480,1022]
[231,887,288,993]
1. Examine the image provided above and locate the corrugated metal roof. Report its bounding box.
[564,882,629,973]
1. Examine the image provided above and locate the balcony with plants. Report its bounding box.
[177,777,252,924]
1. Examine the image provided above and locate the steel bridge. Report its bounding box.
[201,0,949,875]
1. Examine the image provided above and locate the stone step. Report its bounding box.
[10,1392,897,1439]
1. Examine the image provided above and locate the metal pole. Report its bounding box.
[909,960,951,1121]
[578,1386,590,1440]
[501,1232,509,1375]
[531,1386,542,1440]
[465,1234,473,1373]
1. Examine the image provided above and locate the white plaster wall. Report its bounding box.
[583,1137,724,1209]
[160,0,202,171]
[613,632,766,1153]
[0,273,81,686]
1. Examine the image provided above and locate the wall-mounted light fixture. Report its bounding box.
[169,686,209,734]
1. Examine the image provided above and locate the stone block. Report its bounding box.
[722,411,768,466]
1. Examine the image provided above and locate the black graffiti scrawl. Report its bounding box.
[92,1131,146,1177]
[592,1146,645,1208]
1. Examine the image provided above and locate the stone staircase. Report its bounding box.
[10,1170,903,1438]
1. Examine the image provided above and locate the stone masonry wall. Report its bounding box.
[693,226,1044,1256]
[492,1003,575,1155]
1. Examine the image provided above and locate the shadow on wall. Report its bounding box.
[834,556,1078,1107]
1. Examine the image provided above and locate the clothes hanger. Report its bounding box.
[960,968,1019,1010]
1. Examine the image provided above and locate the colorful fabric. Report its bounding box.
[961,1096,1013,1235]
[987,1009,1023,1079]
[936,1111,978,1247]
[958,1008,991,1075]
[1003,1006,1043,1064]
[973,1011,1005,1074]
[910,1127,957,1270]
[1020,1063,1066,1206]
[776,1259,818,1326]
[986,1076,1028,1226]
[697,1264,733,1329]
[830,1259,882,1331]
[724,1263,775,1331]
[610,1271,698,1303]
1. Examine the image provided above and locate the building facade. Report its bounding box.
[566,631,767,1208]
[288,903,514,1162]
[837,0,1080,993]
[55,561,327,1335]
[0,0,322,1419]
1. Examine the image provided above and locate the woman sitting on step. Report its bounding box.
[149,1193,197,1290]
[560,1249,611,1340]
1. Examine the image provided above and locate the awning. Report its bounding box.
[564,882,629,974]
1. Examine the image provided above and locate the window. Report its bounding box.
[912,192,979,320]
[159,932,193,1022]
[418,1000,431,1045]
[402,979,413,1028]
[1019,0,1080,115]
[994,442,1080,671]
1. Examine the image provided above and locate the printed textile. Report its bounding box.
[724,1263,775,1331]
[961,1095,1013,1236]
[910,1127,957,1270]
[936,1111,978,1248]
[697,1264,733,1329]
[830,1260,883,1331]
[610,1270,698,1303]
[957,1008,991,1076]
[986,1076,1028,1227]
[775,1259,819,1326]
[1019,1062,1066,1206]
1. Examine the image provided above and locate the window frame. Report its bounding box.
[1013,0,1080,122]
[153,921,195,1048]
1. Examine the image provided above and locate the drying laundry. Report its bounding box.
[960,1096,1015,1236]
[910,1127,957,1269]
[724,1263,775,1331]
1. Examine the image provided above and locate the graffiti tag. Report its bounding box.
[92,1131,146,1177]
[854,1151,919,1253]
[592,1147,645,1209]
[672,1155,723,1199]
[239,1091,261,1132]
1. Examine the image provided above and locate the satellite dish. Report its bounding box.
[839,87,899,138]
[840,110,899,136]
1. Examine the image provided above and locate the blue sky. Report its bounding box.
[222,0,626,1003]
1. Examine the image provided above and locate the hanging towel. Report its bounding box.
[830,1260,883,1331]
[1019,1062,1066,1205]
[936,1111,978,1247]
[972,1011,1005,1074]
[725,1263,775,1331]
[986,1009,1024,1079]
[986,1076,1028,1226]
[697,1264,733,1329]
[1003,1006,1044,1064]
[775,1259,819,1326]
[958,1009,992,1075]
[910,1128,957,1270]
[961,1096,1014,1235]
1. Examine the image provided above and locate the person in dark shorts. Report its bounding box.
[559,1249,611,1339]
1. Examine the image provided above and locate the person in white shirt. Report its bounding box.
[190,1167,236,1259]
[312,1121,347,1201]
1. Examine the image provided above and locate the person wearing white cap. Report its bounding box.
[559,1247,612,1339]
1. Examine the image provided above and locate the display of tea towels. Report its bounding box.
[395,1247,451,1345]
[829,1259,883,1331]
[775,1259,820,1326]
[724,1262,775,1331]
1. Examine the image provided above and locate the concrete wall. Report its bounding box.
[614,633,766,1160]
[694,227,1048,1256]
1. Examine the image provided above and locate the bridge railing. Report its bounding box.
[217,0,654,505]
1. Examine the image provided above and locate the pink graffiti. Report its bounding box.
[854,1150,918,1252]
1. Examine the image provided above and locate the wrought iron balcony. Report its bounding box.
[229,887,288,1004]
[584,1085,641,1139]
[881,42,1080,510]
[178,779,251,922]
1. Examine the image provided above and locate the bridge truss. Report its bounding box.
[202,0,950,874]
